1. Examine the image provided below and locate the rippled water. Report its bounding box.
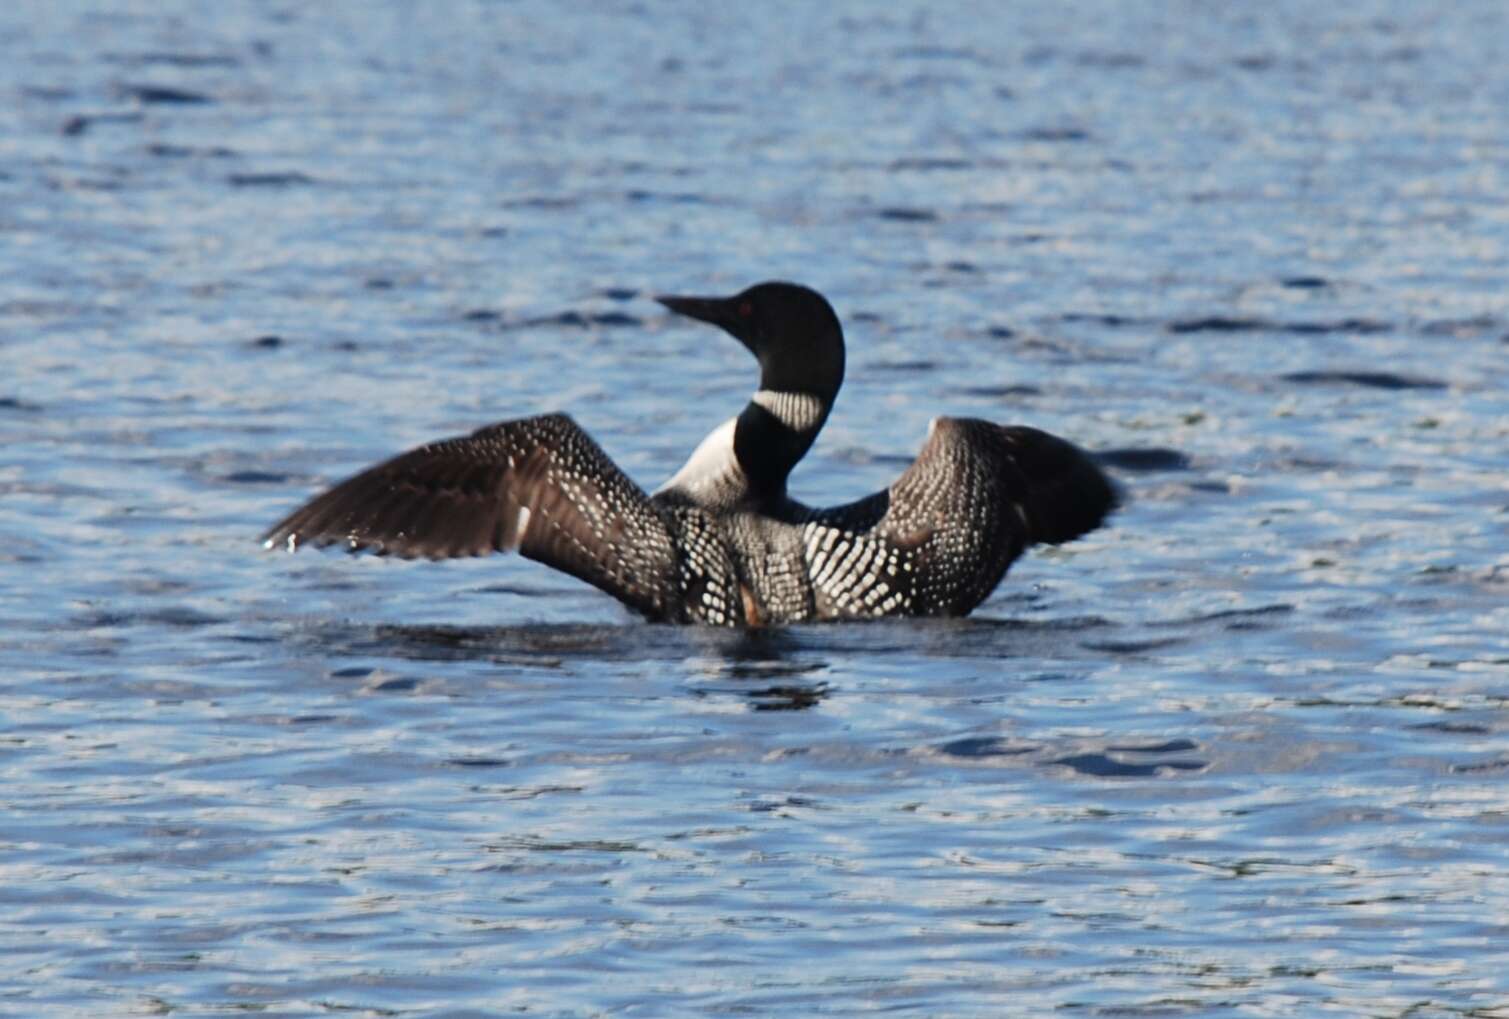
[4,2,1508,1015]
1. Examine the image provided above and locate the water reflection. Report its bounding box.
[291,619,837,709]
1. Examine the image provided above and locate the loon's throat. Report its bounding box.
[734,389,832,498]
[751,389,828,433]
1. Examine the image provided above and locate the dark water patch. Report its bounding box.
[285,714,340,725]
[1281,370,1446,390]
[745,683,829,712]
[1170,316,1391,336]
[942,260,980,273]
[61,112,144,136]
[870,359,938,372]
[448,757,511,768]
[147,143,236,158]
[366,674,421,692]
[1234,54,1276,71]
[1049,753,1206,777]
[365,277,394,289]
[1076,50,1146,68]
[1154,604,1294,629]
[889,157,973,171]
[719,659,825,681]
[157,607,226,628]
[573,311,642,328]
[329,666,377,679]
[1093,447,1191,472]
[1019,126,1092,142]
[599,287,639,301]
[347,622,727,665]
[1420,314,1500,337]
[1411,721,1492,735]
[892,45,988,64]
[746,796,820,815]
[857,452,916,467]
[23,85,76,101]
[108,52,241,68]
[937,737,1034,759]
[984,325,1016,339]
[1060,312,1145,327]
[1451,757,1509,774]
[875,207,938,222]
[83,606,225,629]
[223,470,293,485]
[1109,739,1199,754]
[1281,318,1390,335]
[494,785,584,801]
[1168,316,1270,334]
[968,614,1115,634]
[486,835,644,854]
[469,583,586,598]
[1295,693,1480,711]
[1416,564,1462,581]
[502,195,578,210]
[0,396,43,412]
[624,189,707,205]
[116,83,212,104]
[228,171,315,187]
[234,713,344,727]
[75,606,223,630]
[247,335,284,349]
[1281,276,1331,289]
[1082,636,1185,654]
[960,384,1042,398]
[49,173,127,192]
[477,310,645,330]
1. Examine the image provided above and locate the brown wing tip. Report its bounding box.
[999,425,1121,545]
[259,525,360,555]
[261,530,297,553]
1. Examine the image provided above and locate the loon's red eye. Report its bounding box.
[738,301,753,317]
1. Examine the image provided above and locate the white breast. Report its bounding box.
[653,417,747,506]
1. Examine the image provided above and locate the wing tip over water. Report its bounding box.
[994,422,1121,546]
[927,417,1120,547]
[257,412,686,619]
[257,412,587,562]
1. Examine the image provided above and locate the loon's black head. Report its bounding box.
[656,281,845,400]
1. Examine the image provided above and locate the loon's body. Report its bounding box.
[263,282,1118,625]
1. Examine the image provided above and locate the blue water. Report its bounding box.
[4,2,1508,1015]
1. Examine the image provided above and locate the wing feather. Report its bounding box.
[262,413,683,619]
[807,417,1118,617]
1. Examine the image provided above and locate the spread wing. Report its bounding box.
[803,417,1119,618]
[261,413,683,619]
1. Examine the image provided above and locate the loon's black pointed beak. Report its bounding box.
[655,294,736,330]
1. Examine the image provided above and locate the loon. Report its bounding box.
[262,281,1118,625]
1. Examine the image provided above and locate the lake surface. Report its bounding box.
[3,1,1508,1015]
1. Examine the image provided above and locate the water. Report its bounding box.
[3,1,1508,1015]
